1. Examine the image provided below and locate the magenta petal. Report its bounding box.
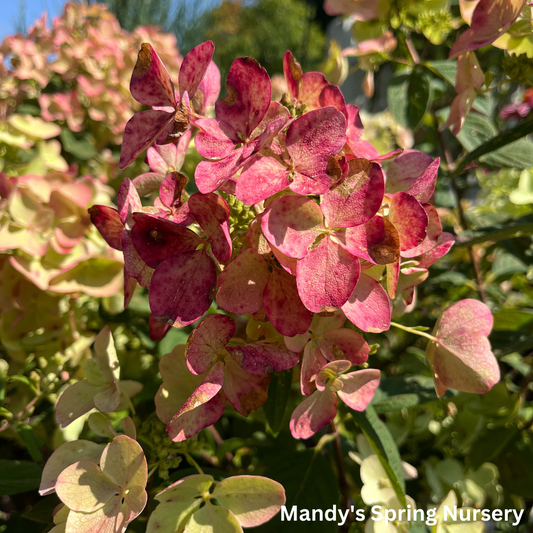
[117,178,142,228]
[196,60,221,113]
[88,206,123,251]
[227,341,300,374]
[253,102,291,152]
[247,215,272,255]
[263,266,313,336]
[195,118,237,159]
[342,273,391,333]
[159,172,188,209]
[195,148,244,194]
[299,72,330,110]
[130,43,176,107]
[122,231,153,290]
[236,155,290,205]
[216,57,272,138]
[131,213,202,268]
[319,84,348,118]
[416,232,454,269]
[223,359,270,416]
[188,193,232,262]
[321,159,385,228]
[386,259,400,299]
[149,250,216,326]
[217,249,269,314]
[261,196,324,259]
[297,238,360,312]
[388,192,428,252]
[406,157,440,203]
[283,50,301,100]
[338,216,400,265]
[120,109,174,169]
[167,364,225,442]
[186,314,236,375]
[178,41,215,98]
[300,343,328,396]
[286,107,346,195]
[338,369,380,411]
[402,204,442,259]
[149,314,171,342]
[318,329,369,365]
[290,389,337,439]
[386,150,434,194]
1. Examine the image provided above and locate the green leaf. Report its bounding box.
[351,406,406,507]
[482,139,533,169]
[60,129,97,160]
[453,116,533,176]
[455,217,533,247]
[17,424,44,462]
[424,60,457,86]
[255,450,340,533]
[492,250,528,277]
[0,459,42,496]
[492,309,533,331]
[388,71,430,130]
[456,113,496,152]
[263,369,292,436]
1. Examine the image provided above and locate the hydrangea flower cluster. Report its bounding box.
[89,38,498,449]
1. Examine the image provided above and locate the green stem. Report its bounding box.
[147,463,159,479]
[390,322,438,343]
[185,453,204,475]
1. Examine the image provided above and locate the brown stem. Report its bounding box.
[433,114,487,303]
[329,422,353,532]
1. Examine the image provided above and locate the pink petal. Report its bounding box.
[319,84,348,118]
[287,107,346,195]
[316,360,352,390]
[188,193,232,263]
[247,215,272,255]
[88,206,123,251]
[227,341,300,374]
[388,192,428,252]
[405,157,440,203]
[131,213,202,268]
[298,72,329,111]
[167,364,226,442]
[402,203,442,259]
[117,178,142,229]
[253,102,291,151]
[338,369,380,411]
[416,232,454,269]
[342,273,391,333]
[297,237,360,312]
[159,172,188,209]
[386,150,434,194]
[283,50,301,100]
[216,57,271,138]
[130,43,176,107]
[186,314,236,375]
[337,216,400,265]
[321,158,385,228]
[122,231,154,290]
[149,314,171,342]
[300,343,328,396]
[396,268,428,293]
[119,109,174,169]
[261,196,324,259]
[289,389,337,439]
[195,118,238,159]
[427,299,499,396]
[178,41,215,98]
[386,259,400,299]
[195,147,244,194]
[217,249,269,314]
[318,329,369,365]
[223,359,270,416]
[271,244,298,275]
[195,60,221,114]
[263,266,313,336]
[149,250,216,327]
[236,155,290,205]
[132,173,165,197]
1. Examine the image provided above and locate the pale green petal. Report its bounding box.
[100,435,147,490]
[156,475,214,504]
[184,502,243,533]
[146,500,203,533]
